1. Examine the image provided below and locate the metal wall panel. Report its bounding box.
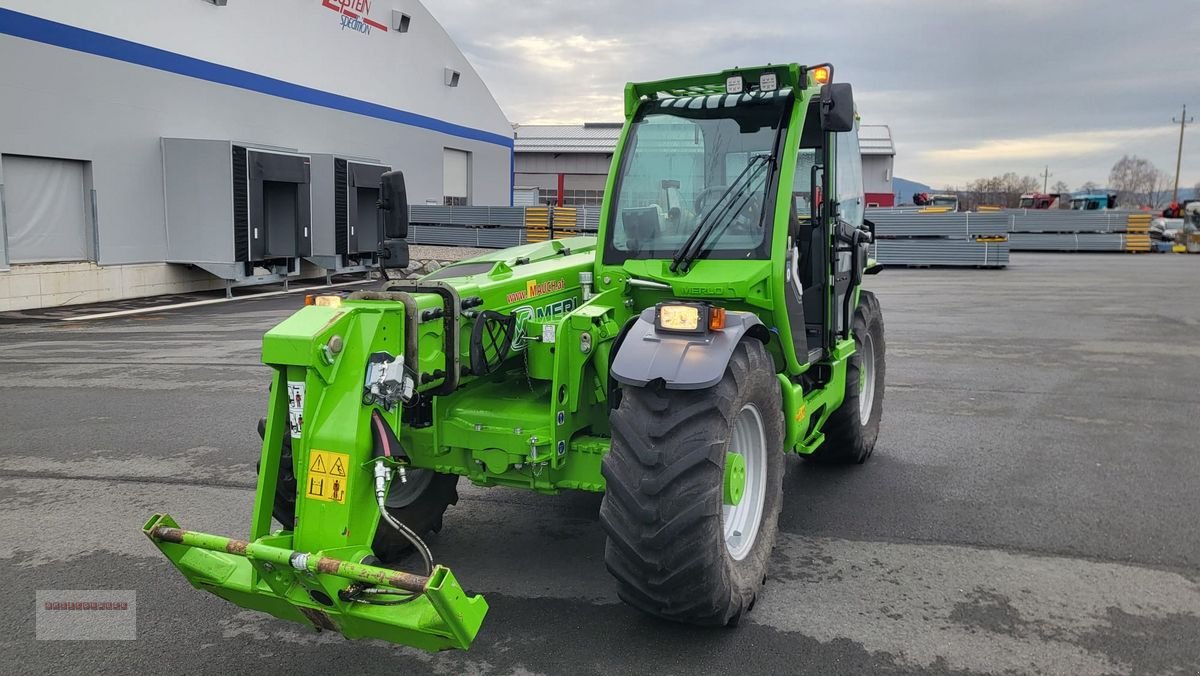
[162,139,235,264]
[0,183,8,269]
[1,155,90,263]
[0,33,512,265]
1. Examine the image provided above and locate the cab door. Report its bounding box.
[831,125,865,338]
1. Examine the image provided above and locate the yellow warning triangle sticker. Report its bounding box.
[330,457,346,477]
[310,454,326,473]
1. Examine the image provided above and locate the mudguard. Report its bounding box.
[611,307,765,390]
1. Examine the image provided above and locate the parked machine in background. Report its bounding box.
[1070,192,1118,210]
[1019,192,1062,209]
[913,192,959,211]
[1183,202,1200,253]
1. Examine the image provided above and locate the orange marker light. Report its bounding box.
[709,306,726,331]
[811,66,830,84]
[305,294,316,306]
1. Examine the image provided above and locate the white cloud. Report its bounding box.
[425,0,1200,188]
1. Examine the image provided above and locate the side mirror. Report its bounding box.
[378,238,409,270]
[820,83,855,132]
[378,170,409,239]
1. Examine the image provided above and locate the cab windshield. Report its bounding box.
[604,92,790,264]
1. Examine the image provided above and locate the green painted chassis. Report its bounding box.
[145,62,866,652]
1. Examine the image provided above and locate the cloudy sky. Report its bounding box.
[426,0,1200,190]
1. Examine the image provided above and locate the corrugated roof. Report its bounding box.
[514,124,620,154]
[859,124,895,156]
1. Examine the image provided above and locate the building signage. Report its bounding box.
[321,0,388,36]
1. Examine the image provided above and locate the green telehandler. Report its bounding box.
[145,62,885,651]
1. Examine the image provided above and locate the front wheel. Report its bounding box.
[600,339,785,626]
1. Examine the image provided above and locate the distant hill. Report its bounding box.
[893,177,932,204]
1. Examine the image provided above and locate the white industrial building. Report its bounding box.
[514,122,896,208]
[858,125,896,207]
[0,0,513,311]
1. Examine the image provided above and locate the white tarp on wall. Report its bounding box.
[2,155,89,263]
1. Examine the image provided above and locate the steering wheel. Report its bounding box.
[693,185,730,214]
[693,186,762,236]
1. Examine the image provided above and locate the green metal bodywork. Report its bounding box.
[146,63,871,651]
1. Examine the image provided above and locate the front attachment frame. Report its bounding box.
[143,513,487,651]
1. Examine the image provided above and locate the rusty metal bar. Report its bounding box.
[148,525,429,593]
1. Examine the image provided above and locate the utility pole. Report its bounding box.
[1041,165,1052,193]
[1172,104,1193,204]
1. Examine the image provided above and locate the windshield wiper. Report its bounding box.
[670,154,771,273]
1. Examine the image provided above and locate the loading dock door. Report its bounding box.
[247,150,311,260]
[2,155,89,263]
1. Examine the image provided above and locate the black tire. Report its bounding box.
[259,435,459,563]
[600,339,785,626]
[810,290,885,464]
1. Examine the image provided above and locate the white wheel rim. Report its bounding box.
[858,331,876,424]
[723,403,767,561]
[384,468,434,509]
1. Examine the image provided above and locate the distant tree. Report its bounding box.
[1109,155,1171,208]
[1078,181,1100,193]
[960,172,1040,209]
[1050,180,1070,195]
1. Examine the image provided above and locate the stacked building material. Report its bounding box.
[1004,210,1146,252]
[408,206,529,248]
[866,211,1009,267]
[1124,214,1152,253]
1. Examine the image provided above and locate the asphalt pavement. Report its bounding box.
[1,253,1198,675]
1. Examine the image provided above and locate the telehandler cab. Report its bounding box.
[145,62,886,651]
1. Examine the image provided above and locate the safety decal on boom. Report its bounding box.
[287,381,305,439]
[305,449,349,504]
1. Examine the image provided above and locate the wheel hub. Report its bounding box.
[858,331,876,423]
[723,452,746,507]
[722,404,767,561]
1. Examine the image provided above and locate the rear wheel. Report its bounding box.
[262,437,458,562]
[810,290,885,464]
[600,339,784,625]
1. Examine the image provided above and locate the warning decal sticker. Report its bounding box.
[286,381,305,439]
[305,449,350,504]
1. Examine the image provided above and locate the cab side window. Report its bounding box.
[835,127,865,227]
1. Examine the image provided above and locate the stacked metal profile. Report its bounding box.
[407,206,529,248]
[866,210,1009,267]
[1004,210,1144,252]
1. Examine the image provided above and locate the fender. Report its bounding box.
[611,307,767,391]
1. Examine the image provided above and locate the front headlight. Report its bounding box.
[654,302,729,334]
[659,304,701,332]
